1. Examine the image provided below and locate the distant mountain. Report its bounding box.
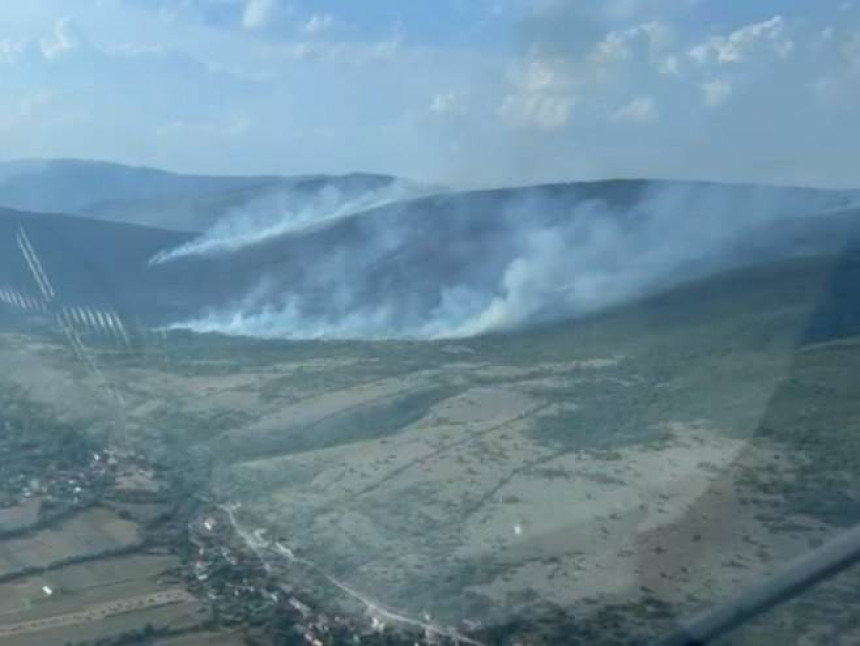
[0,159,408,232]
[2,178,860,343]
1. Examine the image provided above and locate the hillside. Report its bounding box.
[0,159,406,232]
[161,179,860,339]
[0,207,190,325]
[2,179,860,343]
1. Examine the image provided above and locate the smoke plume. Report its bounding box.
[150,181,428,264]
[164,182,860,340]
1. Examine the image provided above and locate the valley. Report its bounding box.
[2,251,860,644]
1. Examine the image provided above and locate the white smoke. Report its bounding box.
[166,183,859,340]
[150,181,428,264]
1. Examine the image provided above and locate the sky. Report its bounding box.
[1,0,859,188]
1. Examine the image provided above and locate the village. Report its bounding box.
[0,393,480,645]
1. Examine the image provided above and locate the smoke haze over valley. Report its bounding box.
[2,164,858,342]
[161,180,860,340]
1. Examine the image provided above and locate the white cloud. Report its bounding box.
[302,13,335,35]
[499,93,574,130]
[40,17,80,61]
[702,79,733,108]
[590,31,633,66]
[428,91,463,116]
[242,0,276,30]
[613,96,657,123]
[499,57,575,130]
[499,20,670,132]
[520,57,565,93]
[590,21,671,68]
[689,16,793,65]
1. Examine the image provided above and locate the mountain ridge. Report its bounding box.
[1,176,860,340]
[0,158,409,233]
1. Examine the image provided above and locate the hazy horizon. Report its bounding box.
[2,2,860,189]
[4,156,860,194]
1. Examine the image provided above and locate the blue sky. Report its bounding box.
[1,0,859,188]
